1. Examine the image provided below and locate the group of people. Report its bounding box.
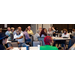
[0,25,75,50]
[0,26,34,50]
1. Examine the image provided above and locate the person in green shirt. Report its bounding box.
[40,36,58,50]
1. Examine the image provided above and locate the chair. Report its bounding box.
[38,37,45,46]
[33,41,42,47]
[11,42,18,47]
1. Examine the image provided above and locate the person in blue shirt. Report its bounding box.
[5,27,12,41]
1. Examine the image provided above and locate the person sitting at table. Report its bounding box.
[14,29,26,47]
[23,28,31,42]
[47,27,53,36]
[34,30,40,41]
[0,33,13,50]
[70,29,75,39]
[52,26,56,33]
[38,26,42,35]
[51,27,56,37]
[18,27,23,34]
[55,27,59,33]
[0,28,2,33]
[5,27,12,41]
[40,36,58,50]
[40,28,47,37]
[11,27,15,35]
[62,29,70,38]
[27,26,33,35]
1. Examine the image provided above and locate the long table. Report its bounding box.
[52,37,70,41]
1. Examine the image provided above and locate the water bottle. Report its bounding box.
[26,45,29,50]
[38,45,40,50]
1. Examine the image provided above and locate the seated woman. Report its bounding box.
[0,33,13,50]
[40,28,47,37]
[34,30,40,41]
[40,36,58,50]
[62,29,70,38]
[47,27,53,36]
[23,28,31,42]
[14,29,26,47]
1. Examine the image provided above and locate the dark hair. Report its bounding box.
[40,28,47,37]
[0,40,3,44]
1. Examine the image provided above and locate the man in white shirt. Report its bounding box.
[14,29,26,47]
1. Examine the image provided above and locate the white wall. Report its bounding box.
[31,24,53,34]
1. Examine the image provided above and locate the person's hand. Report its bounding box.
[18,42,19,44]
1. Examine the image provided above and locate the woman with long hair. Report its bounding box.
[40,28,47,37]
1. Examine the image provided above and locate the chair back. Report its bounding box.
[38,37,45,46]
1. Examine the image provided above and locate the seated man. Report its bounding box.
[27,26,34,35]
[5,27,12,41]
[23,28,31,42]
[14,29,26,47]
[40,36,58,50]
[0,33,13,50]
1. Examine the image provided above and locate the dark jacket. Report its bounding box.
[68,39,75,49]
[0,44,6,50]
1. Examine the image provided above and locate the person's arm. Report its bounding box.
[6,47,13,50]
[16,33,23,39]
[16,36,23,39]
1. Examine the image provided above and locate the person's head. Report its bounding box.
[44,36,53,45]
[55,27,58,30]
[11,27,15,32]
[18,27,22,31]
[7,27,11,31]
[28,26,31,30]
[16,29,20,35]
[37,30,40,34]
[39,27,42,32]
[72,29,75,31]
[48,27,52,32]
[25,28,28,32]
[40,28,47,37]
[0,33,8,44]
[63,29,68,34]
[73,29,75,32]
[0,28,2,33]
